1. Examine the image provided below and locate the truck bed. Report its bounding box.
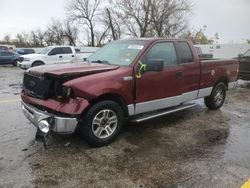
[199,59,238,89]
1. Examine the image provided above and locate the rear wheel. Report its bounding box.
[204,82,226,110]
[80,100,125,147]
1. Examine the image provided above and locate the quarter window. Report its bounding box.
[175,42,194,64]
[142,42,177,66]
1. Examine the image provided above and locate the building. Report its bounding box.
[195,44,250,59]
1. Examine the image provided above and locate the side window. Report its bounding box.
[62,47,72,54]
[49,47,63,55]
[142,42,177,66]
[175,42,194,64]
[2,52,13,56]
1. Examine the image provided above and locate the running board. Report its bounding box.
[130,103,197,123]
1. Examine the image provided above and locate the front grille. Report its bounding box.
[23,73,53,99]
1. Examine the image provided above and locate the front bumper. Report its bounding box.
[17,61,31,69]
[22,101,78,134]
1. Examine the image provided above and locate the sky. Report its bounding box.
[0,0,249,44]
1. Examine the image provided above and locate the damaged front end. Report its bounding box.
[21,70,89,147]
[22,101,79,147]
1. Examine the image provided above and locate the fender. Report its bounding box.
[63,67,134,105]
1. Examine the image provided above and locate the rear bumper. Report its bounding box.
[22,101,78,134]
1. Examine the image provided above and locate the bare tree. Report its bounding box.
[151,0,191,37]
[44,19,65,45]
[3,34,11,43]
[103,8,122,40]
[15,32,30,47]
[64,19,79,46]
[111,0,192,38]
[36,29,45,46]
[30,30,40,47]
[67,0,101,46]
[113,0,151,37]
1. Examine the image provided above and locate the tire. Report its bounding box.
[204,82,226,110]
[32,61,44,67]
[80,100,125,147]
[13,60,18,66]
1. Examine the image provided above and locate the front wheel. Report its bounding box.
[204,82,226,110]
[80,100,125,147]
[13,60,18,66]
[32,61,44,67]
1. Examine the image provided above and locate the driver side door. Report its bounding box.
[47,47,65,64]
[134,42,183,114]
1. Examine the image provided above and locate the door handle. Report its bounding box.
[59,56,62,58]
[72,55,75,57]
[176,72,183,78]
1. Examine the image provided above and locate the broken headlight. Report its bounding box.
[57,86,72,101]
[62,86,72,99]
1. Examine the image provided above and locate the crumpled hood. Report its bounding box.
[27,62,120,78]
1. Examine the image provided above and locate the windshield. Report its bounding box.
[39,47,52,54]
[244,49,250,57]
[88,40,146,66]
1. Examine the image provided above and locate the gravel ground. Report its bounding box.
[0,65,250,188]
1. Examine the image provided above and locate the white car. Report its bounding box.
[17,46,77,69]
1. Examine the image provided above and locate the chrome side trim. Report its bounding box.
[21,101,78,134]
[132,103,196,123]
[128,83,234,116]
[135,95,182,115]
[228,81,238,89]
[182,90,198,101]
[123,76,133,81]
[197,87,213,98]
[134,90,198,115]
[127,104,135,116]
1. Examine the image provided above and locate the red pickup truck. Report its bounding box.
[21,38,238,146]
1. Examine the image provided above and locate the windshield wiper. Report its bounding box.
[91,60,111,65]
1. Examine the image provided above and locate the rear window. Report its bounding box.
[175,42,194,64]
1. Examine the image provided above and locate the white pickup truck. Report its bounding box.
[17,46,95,69]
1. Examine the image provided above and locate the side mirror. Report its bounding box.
[238,54,244,58]
[144,59,164,72]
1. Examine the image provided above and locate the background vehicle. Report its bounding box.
[0,44,16,52]
[17,48,35,55]
[237,49,250,80]
[0,46,8,51]
[21,38,238,147]
[17,46,100,69]
[195,46,213,59]
[0,51,20,66]
[17,46,77,69]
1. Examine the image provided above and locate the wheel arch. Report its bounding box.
[85,93,129,117]
[32,60,45,67]
[215,76,229,89]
